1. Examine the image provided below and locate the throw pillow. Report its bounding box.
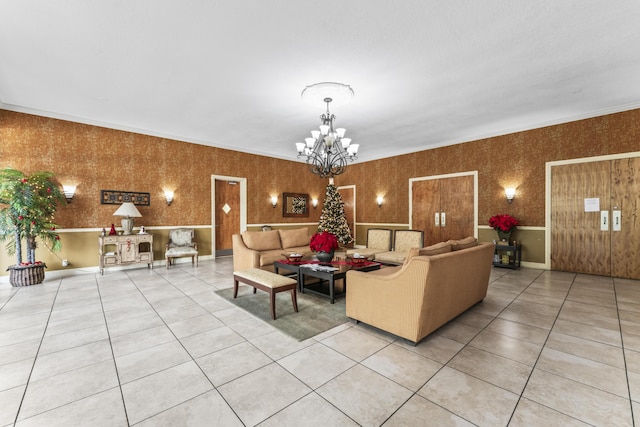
[418,241,452,256]
[279,228,310,248]
[241,230,281,251]
[448,236,478,251]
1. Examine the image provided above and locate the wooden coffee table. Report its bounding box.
[274,260,381,304]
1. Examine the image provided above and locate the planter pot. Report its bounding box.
[496,230,512,243]
[7,263,47,287]
[315,251,335,263]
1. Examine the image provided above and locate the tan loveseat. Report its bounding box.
[346,241,494,344]
[232,228,313,272]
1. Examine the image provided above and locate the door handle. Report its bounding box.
[613,210,621,231]
[441,212,446,227]
[434,212,439,227]
[601,211,609,231]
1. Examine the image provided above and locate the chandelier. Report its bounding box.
[295,83,359,178]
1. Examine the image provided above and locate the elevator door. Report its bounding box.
[551,156,640,279]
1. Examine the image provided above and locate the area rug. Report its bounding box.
[214,287,348,341]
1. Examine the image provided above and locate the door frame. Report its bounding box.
[408,171,478,235]
[545,150,640,270]
[337,184,356,243]
[211,175,247,259]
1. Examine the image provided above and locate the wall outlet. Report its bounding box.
[62,259,69,267]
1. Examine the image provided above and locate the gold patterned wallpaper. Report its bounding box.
[0,110,327,229]
[335,109,640,226]
[1,108,640,232]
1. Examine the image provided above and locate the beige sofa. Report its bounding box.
[232,228,313,272]
[346,240,494,344]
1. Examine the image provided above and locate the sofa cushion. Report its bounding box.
[419,241,452,256]
[242,230,281,251]
[376,251,409,265]
[448,236,478,251]
[346,248,388,257]
[279,228,310,249]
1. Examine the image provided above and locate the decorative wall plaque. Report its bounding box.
[101,190,150,206]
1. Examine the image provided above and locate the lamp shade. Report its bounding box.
[113,202,142,218]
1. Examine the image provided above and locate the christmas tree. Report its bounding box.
[318,183,353,246]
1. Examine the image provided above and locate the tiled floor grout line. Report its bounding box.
[504,272,580,425]
[11,279,63,426]
[96,273,133,426]
[613,277,636,427]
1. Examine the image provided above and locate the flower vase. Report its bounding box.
[315,251,334,263]
[496,230,512,243]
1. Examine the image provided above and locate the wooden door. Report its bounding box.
[338,186,356,247]
[551,161,611,275]
[440,176,474,242]
[215,179,240,256]
[611,157,640,279]
[412,179,440,245]
[412,175,475,246]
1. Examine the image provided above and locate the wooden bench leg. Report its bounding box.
[290,287,298,313]
[233,279,239,298]
[270,290,276,320]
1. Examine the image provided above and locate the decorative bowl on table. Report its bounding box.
[346,253,370,265]
[283,253,303,262]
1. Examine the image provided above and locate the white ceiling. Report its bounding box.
[2,1,640,163]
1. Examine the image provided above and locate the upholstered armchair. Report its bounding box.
[346,228,393,259]
[165,228,198,269]
[375,229,424,265]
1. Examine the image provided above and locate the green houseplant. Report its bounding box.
[0,168,65,286]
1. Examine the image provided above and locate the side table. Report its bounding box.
[493,243,521,269]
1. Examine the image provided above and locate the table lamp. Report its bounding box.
[113,202,142,235]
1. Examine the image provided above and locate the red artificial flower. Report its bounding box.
[310,231,339,252]
[51,226,56,230]
[21,178,27,183]
[55,236,60,240]
[489,214,519,232]
[18,215,24,220]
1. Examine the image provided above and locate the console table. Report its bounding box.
[493,243,521,269]
[99,234,154,274]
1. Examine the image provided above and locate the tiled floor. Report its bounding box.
[1,258,639,426]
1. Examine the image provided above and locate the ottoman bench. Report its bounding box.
[233,268,299,320]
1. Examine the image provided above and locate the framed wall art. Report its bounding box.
[101,190,150,206]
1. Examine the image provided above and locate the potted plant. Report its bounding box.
[489,214,519,242]
[310,231,339,262]
[0,168,65,286]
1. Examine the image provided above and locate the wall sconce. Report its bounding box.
[376,195,384,208]
[62,185,76,203]
[164,190,174,206]
[271,195,278,208]
[312,198,318,209]
[505,188,516,203]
